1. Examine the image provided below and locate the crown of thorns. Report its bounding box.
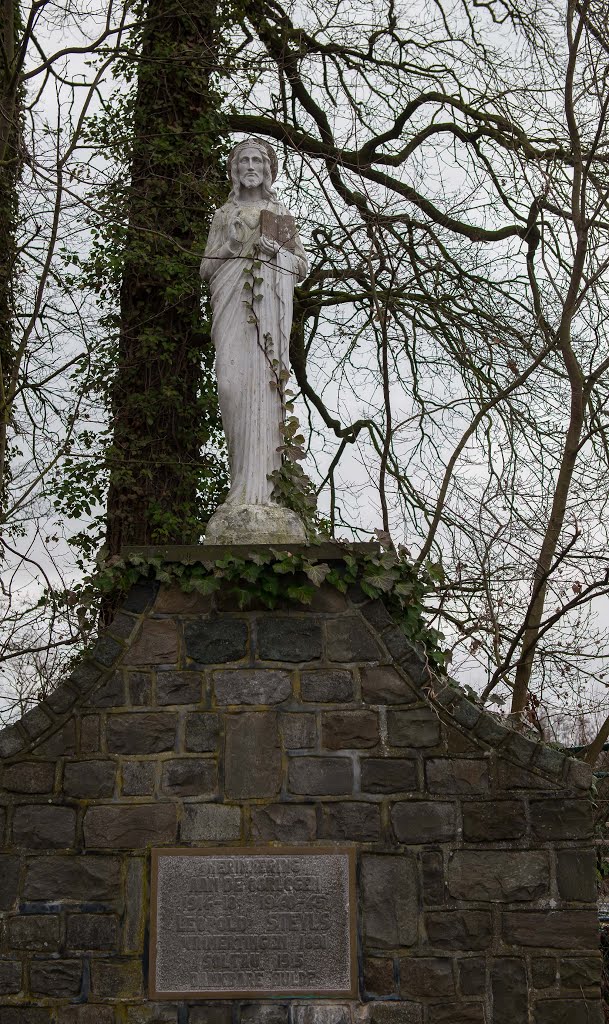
[228,138,278,182]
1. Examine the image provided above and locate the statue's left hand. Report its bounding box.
[258,234,281,257]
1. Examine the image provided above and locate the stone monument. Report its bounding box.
[201,137,309,545]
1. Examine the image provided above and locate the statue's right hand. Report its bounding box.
[228,217,244,251]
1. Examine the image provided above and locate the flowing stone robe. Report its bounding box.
[201,199,307,507]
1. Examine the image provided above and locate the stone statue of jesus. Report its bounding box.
[200,137,309,545]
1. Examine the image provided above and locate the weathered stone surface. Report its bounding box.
[128,671,152,705]
[280,712,316,749]
[181,803,241,841]
[491,957,528,1024]
[448,851,549,901]
[362,853,418,947]
[56,1009,116,1024]
[88,671,125,707]
[241,1005,289,1024]
[257,617,322,662]
[399,957,455,997]
[106,712,177,753]
[427,1005,485,1023]
[495,760,557,790]
[502,911,600,948]
[224,712,281,798]
[156,670,202,705]
[124,856,145,953]
[20,703,53,739]
[126,1005,178,1023]
[161,758,217,797]
[363,956,395,996]
[530,799,593,840]
[534,999,603,1024]
[556,849,597,901]
[185,618,248,663]
[23,854,121,901]
[9,913,59,950]
[0,855,20,910]
[188,1006,232,1024]
[361,665,416,704]
[292,1008,349,1024]
[123,581,158,613]
[12,804,76,849]
[37,719,76,756]
[251,803,316,842]
[532,957,557,988]
[0,959,21,993]
[63,759,116,798]
[66,912,119,950]
[90,958,143,997]
[301,670,354,702]
[425,758,489,794]
[84,803,177,848]
[326,616,382,662]
[420,851,445,904]
[79,714,99,753]
[391,801,456,843]
[155,584,212,613]
[387,709,441,748]
[214,669,291,705]
[561,957,602,988]
[425,911,492,950]
[30,958,82,996]
[2,760,54,793]
[184,712,220,752]
[320,801,382,841]
[364,1003,423,1024]
[123,618,178,665]
[458,958,486,995]
[322,710,379,749]
[361,757,418,793]
[462,799,527,841]
[0,1011,51,1024]
[288,755,353,795]
[121,760,156,795]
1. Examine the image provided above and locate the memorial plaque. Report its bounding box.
[150,846,356,998]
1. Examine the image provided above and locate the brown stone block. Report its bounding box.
[399,957,455,997]
[532,957,557,988]
[391,801,456,843]
[427,1006,485,1023]
[88,672,126,707]
[387,709,441,748]
[0,1009,52,1023]
[448,850,549,902]
[280,712,316,749]
[80,714,100,753]
[224,712,282,799]
[322,710,379,749]
[128,671,152,705]
[361,758,418,794]
[124,856,145,953]
[9,913,59,950]
[63,759,117,799]
[156,670,203,705]
[301,670,354,702]
[23,854,121,902]
[241,1005,289,1024]
[363,956,396,996]
[458,957,486,995]
[181,803,241,842]
[37,719,76,756]
[56,1008,116,1024]
[251,803,316,842]
[188,1006,232,1024]
[556,849,597,902]
[425,911,492,950]
[530,799,593,840]
[491,958,528,1024]
[184,712,220,752]
[29,957,82,996]
[84,803,177,848]
[0,959,21,993]
[560,956,602,988]
[12,804,76,850]
[90,958,143,998]
[326,615,382,662]
[364,1003,423,1024]
[420,851,445,905]
[106,712,177,754]
[288,755,353,795]
[0,855,21,910]
[2,761,55,793]
[425,758,489,794]
[495,761,559,790]
[214,669,291,705]
[362,853,418,948]
[462,799,527,841]
[126,1003,180,1023]
[502,911,600,948]
[361,665,417,704]
[161,758,217,797]
[534,999,603,1024]
[320,801,382,841]
[123,619,179,665]
[66,912,119,950]
[154,584,212,613]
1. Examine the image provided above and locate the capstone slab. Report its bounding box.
[150,847,356,998]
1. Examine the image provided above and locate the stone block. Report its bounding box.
[320,801,382,841]
[399,957,455,997]
[280,712,316,749]
[425,758,489,794]
[106,712,177,753]
[301,670,354,702]
[69,660,104,691]
[364,1004,422,1024]
[181,803,241,841]
[387,709,441,748]
[427,1007,485,1024]
[534,744,567,779]
[362,853,418,947]
[123,618,178,665]
[122,760,156,795]
[20,703,53,739]
[23,854,120,902]
[495,760,557,790]
[8,914,59,950]
[556,849,597,901]
[532,957,557,988]
[251,803,316,842]
[38,719,76,756]
[309,583,349,612]
[458,958,486,995]
[128,671,152,705]
[257,617,322,662]
[424,911,492,950]
[2,761,54,793]
[420,851,445,905]
[530,799,593,840]
[79,714,99,753]
[44,684,77,716]
[122,581,157,613]
[448,850,549,901]
[128,1008,178,1024]
[363,956,396,996]
[241,1005,289,1024]
[90,958,143,998]
[161,758,217,797]
[462,800,527,841]
[322,710,379,749]
[30,958,82,996]
[155,584,212,613]
[188,1007,232,1024]
[491,957,528,1024]
[534,999,603,1024]
[214,669,291,705]
[361,666,416,704]
[84,803,177,848]
[0,855,20,911]
[88,671,126,707]
[107,609,139,640]
[292,1006,349,1024]
[391,801,456,843]
[124,856,145,953]
[361,758,418,794]
[63,759,116,798]
[360,599,394,631]
[225,712,281,799]
[55,1009,116,1024]
[326,616,382,662]
[0,959,21,993]
[288,756,353,795]
[156,670,203,705]
[1,1009,52,1023]
[567,759,593,790]
[560,956,602,988]
[0,725,25,757]
[185,712,220,752]
[185,618,248,663]
[66,912,119,950]
[12,804,76,850]
[502,911,600,948]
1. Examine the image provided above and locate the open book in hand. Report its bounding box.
[260,209,297,253]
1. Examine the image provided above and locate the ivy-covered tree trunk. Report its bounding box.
[0,0,23,514]
[105,0,229,556]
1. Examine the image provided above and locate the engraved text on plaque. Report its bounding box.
[150,847,356,998]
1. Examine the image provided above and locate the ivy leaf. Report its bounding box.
[286,583,315,604]
[304,562,330,586]
[191,576,221,595]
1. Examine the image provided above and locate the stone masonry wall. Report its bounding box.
[0,572,602,1023]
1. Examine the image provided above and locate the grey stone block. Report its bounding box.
[320,801,382,841]
[362,853,418,947]
[181,803,241,842]
[0,855,21,911]
[280,712,317,749]
[122,581,158,612]
[225,712,282,799]
[2,760,55,793]
[90,958,142,997]
[66,912,119,950]
[156,670,202,705]
[63,759,116,798]
[556,849,598,901]
[161,757,217,797]
[23,854,121,901]
[251,803,316,842]
[20,703,53,739]
[301,670,354,702]
[0,725,25,757]
[534,999,603,1024]
[326,616,382,662]
[462,799,527,841]
[106,711,177,753]
[185,712,220,752]
[361,665,416,704]
[530,798,593,840]
[560,956,602,988]
[122,760,156,795]
[214,669,291,705]
[30,958,82,996]
[185,620,249,664]
[292,1008,349,1024]
[188,1006,232,1024]
[425,758,489,794]
[501,911,600,948]
[322,709,379,749]
[425,911,492,950]
[361,757,418,794]
[420,851,445,905]
[241,1004,289,1024]
[458,958,486,995]
[128,671,152,705]
[9,913,59,950]
[391,801,456,843]
[12,804,76,850]
[360,599,394,632]
[427,1005,485,1023]
[91,635,124,668]
[387,709,441,748]
[399,957,455,997]
[448,850,549,902]
[532,957,557,988]
[45,683,77,715]
[288,755,353,795]
[0,959,21,993]
[257,617,322,662]
[84,803,177,848]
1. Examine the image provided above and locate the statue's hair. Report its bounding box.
[227,138,277,203]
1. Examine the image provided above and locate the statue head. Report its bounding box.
[227,137,278,202]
